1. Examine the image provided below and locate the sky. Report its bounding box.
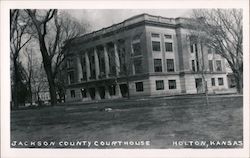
[66,9,192,32]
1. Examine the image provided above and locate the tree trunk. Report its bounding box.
[234,71,243,94]
[12,58,19,109]
[38,37,57,106]
[47,75,57,105]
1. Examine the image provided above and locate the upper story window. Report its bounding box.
[151,33,160,38]
[190,43,198,53]
[216,60,222,71]
[164,34,172,39]
[154,59,162,72]
[208,48,212,54]
[152,41,161,52]
[134,58,143,74]
[192,60,196,71]
[209,60,213,72]
[68,71,75,84]
[165,42,173,52]
[135,82,144,92]
[166,59,175,72]
[132,42,141,56]
[67,58,74,69]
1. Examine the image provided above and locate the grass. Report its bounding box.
[11,95,243,149]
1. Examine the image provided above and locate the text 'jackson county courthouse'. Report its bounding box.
[64,14,229,102]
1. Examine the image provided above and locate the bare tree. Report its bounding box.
[26,9,87,105]
[10,9,32,108]
[188,29,209,105]
[191,9,243,93]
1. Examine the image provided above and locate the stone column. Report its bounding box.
[114,42,120,76]
[95,87,101,100]
[76,54,83,83]
[115,84,122,98]
[103,44,110,78]
[86,89,92,100]
[85,52,91,81]
[94,47,100,80]
[104,85,111,99]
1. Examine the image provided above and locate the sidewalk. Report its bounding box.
[57,92,242,107]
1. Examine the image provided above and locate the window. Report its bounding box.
[132,42,141,56]
[194,43,198,53]
[165,42,173,52]
[216,60,222,71]
[168,80,176,89]
[190,43,198,53]
[156,80,164,90]
[70,90,75,98]
[135,82,144,92]
[164,34,172,39]
[68,71,75,84]
[152,41,161,51]
[208,48,212,54]
[166,59,175,72]
[67,58,74,68]
[192,60,196,71]
[218,78,224,85]
[190,44,194,53]
[81,88,87,98]
[211,78,215,86]
[154,59,162,72]
[134,58,143,74]
[151,33,160,38]
[209,60,213,72]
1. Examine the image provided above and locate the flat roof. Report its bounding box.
[70,13,191,45]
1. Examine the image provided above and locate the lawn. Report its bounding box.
[11,95,243,149]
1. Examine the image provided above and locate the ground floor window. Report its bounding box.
[156,80,164,90]
[168,80,176,89]
[70,90,75,98]
[211,78,215,86]
[135,82,144,92]
[218,77,224,85]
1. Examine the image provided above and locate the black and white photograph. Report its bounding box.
[1,0,249,158]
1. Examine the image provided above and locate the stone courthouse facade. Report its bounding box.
[64,14,228,102]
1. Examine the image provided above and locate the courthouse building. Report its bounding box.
[64,13,228,102]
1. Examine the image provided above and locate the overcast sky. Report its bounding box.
[66,9,192,32]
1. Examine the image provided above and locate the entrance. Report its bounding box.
[195,78,204,93]
[89,88,95,100]
[120,84,128,97]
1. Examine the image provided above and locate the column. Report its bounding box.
[115,84,122,98]
[86,89,91,100]
[85,52,91,81]
[104,85,111,99]
[103,44,110,78]
[76,54,83,83]
[114,42,120,76]
[94,48,100,80]
[95,87,101,100]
